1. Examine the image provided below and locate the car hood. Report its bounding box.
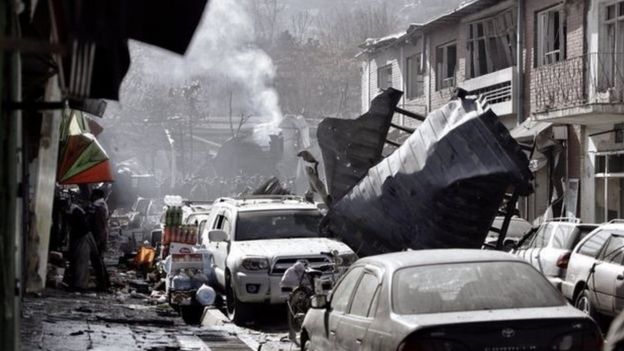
[233,237,353,257]
[392,305,588,329]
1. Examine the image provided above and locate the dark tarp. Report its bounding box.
[50,0,208,100]
[318,88,402,201]
[320,94,532,257]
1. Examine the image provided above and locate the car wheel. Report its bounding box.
[226,276,252,325]
[575,289,599,321]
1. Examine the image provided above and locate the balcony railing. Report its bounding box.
[533,53,624,113]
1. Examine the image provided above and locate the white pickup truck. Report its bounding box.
[199,195,357,325]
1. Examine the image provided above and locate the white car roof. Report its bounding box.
[213,196,320,212]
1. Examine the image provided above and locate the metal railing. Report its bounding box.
[533,53,624,113]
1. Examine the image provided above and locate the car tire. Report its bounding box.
[575,289,600,321]
[226,276,252,325]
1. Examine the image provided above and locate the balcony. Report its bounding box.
[461,66,516,117]
[533,53,624,124]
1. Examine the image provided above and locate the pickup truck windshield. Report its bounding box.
[235,210,323,241]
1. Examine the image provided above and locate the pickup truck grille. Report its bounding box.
[271,256,332,275]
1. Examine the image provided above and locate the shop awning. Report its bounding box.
[510,119,552,141]
[57,109,113,184]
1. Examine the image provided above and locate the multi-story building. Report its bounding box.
[358,0,623,223]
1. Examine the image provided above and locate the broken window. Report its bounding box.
[466,8,517,78]
[406,54,424,99]
[436,43,456,90]
[598,1,624,93]
[377,65,393,90]
[537,6,566,66]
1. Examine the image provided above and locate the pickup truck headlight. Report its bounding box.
[241,257,270,271]
[338,253,358,266]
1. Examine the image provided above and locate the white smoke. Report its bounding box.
[123,0,283,145]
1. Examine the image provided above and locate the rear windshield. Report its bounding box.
[235,210,323,241]
[550,225,578,249]
[392,261,566,315]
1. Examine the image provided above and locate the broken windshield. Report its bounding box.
[235,210,323,241]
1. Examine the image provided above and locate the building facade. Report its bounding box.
[359,0,624,223]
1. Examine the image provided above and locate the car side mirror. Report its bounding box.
[310,294,328,309]
[208,230,227,242]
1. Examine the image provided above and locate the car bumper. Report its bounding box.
[233,271,337,304]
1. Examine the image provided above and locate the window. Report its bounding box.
[214,214,231,237]
[598,235,624,264]
[595,152,624,222]
[598,1,624,92]
[406,54,424,99]
[467,9,517,77]
[530,223,555,248]
[331,267,364,313]
[536,6,566,66]
[349,273,379,317]
[436,43,457,90]
[392,262,566,315]
[378,65,393,90]
[578,230,611,257]
[235,210,323,241]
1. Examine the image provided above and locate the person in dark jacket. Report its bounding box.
[90,189,109,254]
[64,199,110,291]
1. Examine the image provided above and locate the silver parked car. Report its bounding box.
[514,218,598,290]
[300,249,602,351]
[562,221,624,320]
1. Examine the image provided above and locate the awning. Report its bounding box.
[57,109,113,184]
[510,119,552,141]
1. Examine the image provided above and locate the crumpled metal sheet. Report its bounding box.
[318,88,403,201]
[320,95,532,257]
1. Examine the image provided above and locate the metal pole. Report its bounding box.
[516,0,525,126]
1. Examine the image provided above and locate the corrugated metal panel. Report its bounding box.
[320,95,532,257]
[318,88,403,201]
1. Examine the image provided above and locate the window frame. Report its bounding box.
[436,42,457,91]
[466,8,517,77]
[330,266,365,313]
[594,151,624,222]
[536,5,566,66]
[377,64,393,91]
[347,272,381,318]
[406,53,424,99]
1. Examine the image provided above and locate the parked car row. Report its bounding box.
[170,195,609,349]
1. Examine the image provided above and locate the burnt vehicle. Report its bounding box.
[300,249,603,351]
[318,88,533,256]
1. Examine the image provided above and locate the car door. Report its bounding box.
[524,223,554,271]
[592,234,624,315]
[208,210,232,287]
[335,267,382,351]
[312,266,364,350]
[514,229,537,262]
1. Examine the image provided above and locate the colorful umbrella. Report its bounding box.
[57,109,114,184]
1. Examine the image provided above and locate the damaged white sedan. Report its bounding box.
[300,249,602,351]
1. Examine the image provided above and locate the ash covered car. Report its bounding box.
[300,249,602,351]
[199,195,356,325]
[514,218,598,290]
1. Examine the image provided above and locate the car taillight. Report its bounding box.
[550,330,603,350]
[397,339,469,351]
[556,252,572,269]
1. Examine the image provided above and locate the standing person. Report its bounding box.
[64,199,110,291]
[90,188,109,254]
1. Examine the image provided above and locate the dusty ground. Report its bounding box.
[20,229,298,351]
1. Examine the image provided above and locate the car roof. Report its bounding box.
[358,249,522,271]
[213,196,319,212]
